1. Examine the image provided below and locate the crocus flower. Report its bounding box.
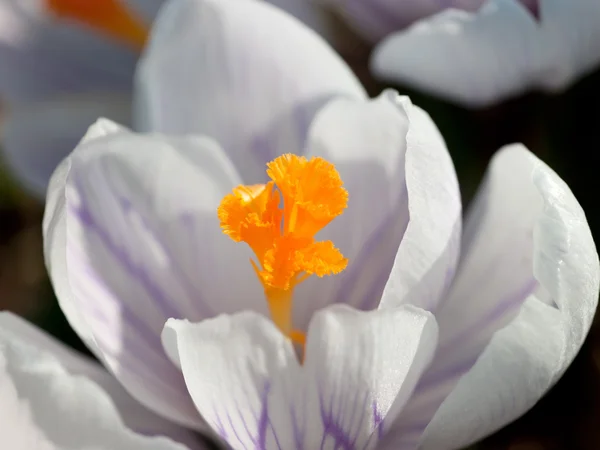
[289,0,600,107]
[36,0,599,449]
[0,0,163,197]
[0,311,206,449]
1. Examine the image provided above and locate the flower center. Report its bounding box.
[218,154,348,344]
[45,0,149,51]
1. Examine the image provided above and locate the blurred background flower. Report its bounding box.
[0,0,164,198]
[1,1,600,449]
[369,0,600,107]
[280,0,600,108]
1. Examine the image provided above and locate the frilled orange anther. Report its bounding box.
[46,0,149,51]
[218,154,348,344]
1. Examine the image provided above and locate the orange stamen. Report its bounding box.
[46,0,149,51]
[218,154,348,344]
[267,154,348,238]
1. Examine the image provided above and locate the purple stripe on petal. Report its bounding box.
[415,354,480,397]
[338,187,409,311]
[315,380,382,450]
[372,402,384,439]
[226,409,250,450]
[119,197,216,318]
[211,404,229,441]
[257,382,277,450]
[67,252,164,350]
[71,203,184,321]
[439,278,539,353]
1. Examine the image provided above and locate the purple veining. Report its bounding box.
[67,248,164,350]
[316,379,379,450]
[337,186,409,311]
[257,382,278,450]
[71,202,184,321]
[226,407,250,450]
[438,278,539,354]
[319,398,356,450]
[372,403,384,439]
[118,197,217,318]
[211,402,229,441]
[413,354,481,404]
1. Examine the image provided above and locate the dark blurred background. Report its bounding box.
[1,31,599,450]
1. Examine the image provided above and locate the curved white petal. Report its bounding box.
[293,91,409,328]
[379,96,462,313]
[371,0,600,107]
[135,0,366,183]
[43,119,264,431]
[0,312,201,446]
[43,119,129,360]
[383,145,599,449]
[1,93,131,198]
[162,305,438,450]
[0,0,138,103]
[0,312,193,450]
[294,92,461,329]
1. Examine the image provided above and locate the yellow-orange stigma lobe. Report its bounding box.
[46,0,149,51]
[218,154,348,343]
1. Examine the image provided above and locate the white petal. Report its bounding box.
[43,119,260,431]
[294,92,461,329]
[135,0,366,182]
[0,312,192,450]
[379,96,462,312]
[0,312,200,447]
[1,93,131,198]
[371,0,600,107]
[163,305,438,450]
[386,145,599,448]
[43,119,128,359]
[0,0,137,103]
[294,91,409,328]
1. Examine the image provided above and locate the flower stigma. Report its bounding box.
[45,0,149,51]
[218,154,348,345]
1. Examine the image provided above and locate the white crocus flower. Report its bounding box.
[369,0,600,107]
[0,0,164,197]
[38,0,598,449]
[0,312,205,449]
[276,0,600,107]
